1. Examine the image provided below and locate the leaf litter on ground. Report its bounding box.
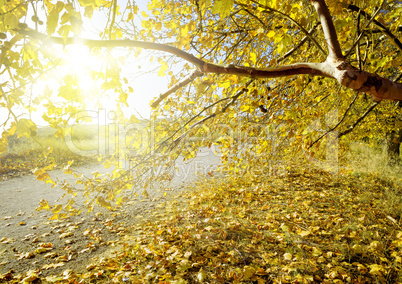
[1,163,401,283]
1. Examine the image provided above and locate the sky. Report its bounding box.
[31,0,171,125]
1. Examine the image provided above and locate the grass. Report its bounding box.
[0,124,100,179]
[343,142,402,220]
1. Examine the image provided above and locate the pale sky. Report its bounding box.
[30,0,171,125]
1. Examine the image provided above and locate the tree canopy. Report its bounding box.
[1,0,402,214]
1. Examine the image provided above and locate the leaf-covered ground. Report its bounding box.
[1,163,401,283]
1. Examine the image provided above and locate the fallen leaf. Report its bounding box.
[284,253,292,261]
[42,262,65,270]
[16,252,34,259]
[35,247,52,254]
[242,266,256,281]
[59,232,73,239]
[0,238,14,244]
[21,270,39,283]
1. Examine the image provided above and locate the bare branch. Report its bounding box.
[151,70,203,108]
[246,0,327,57]
[310,0,343,59]
[309,91,358,148]
[345,5,383,58]
[338,101,380,138]
[168,80,254,151]
[17,28,332,78]
[277,22,320,63]
[345,4,402,52]
[108,0,118,40]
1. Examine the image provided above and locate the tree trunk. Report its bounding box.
[385,127,402,163]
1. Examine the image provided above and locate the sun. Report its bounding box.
[61,45,103,93]
[33,43,172,126]
[57,44,122,115]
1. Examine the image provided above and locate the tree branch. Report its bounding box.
[345,4,402,52]
[15,26,402,101]
[151,70,203,108]
[338,101,380,138]
[345,4,383,59]
[310,0,343,59]
[168,80,254,151]
[247,0,327,57]
[277,22,320,63]
[309,91,358,148]
[17,28,332,78]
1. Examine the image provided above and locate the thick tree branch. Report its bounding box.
[334,61,402,101]
[16,27,402,101]
[17,28,332,78]
[310,0,343,59]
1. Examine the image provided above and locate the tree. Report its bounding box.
[1,0,401,214]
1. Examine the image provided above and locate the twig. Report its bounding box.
[168,79,254,150]
[345,3,384,58]
[151,70,203,108]
[309,91,358,148]
[338,101,380,138]
[345,3,402,52]
[246,0,327,56]
[277,22,320,63]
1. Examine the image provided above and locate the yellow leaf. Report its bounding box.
[35,247,52,254]
[38,199,50,210]
[96,196,112,209]
[369,264,385,276]
[299,230,311,237]
[126,12,133,22]
[17,119,37,137]
[283,252,292,260]
[197,268,206,282]
[49,214,59,220]
[267,30,275,38]
[242,265,256,281]
[250,52,257,64]
[158,61,168,77]
[59,232,73,239]
[212,0,234,18]
[52,205,63,214]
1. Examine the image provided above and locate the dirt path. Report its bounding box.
[0,148,220,277]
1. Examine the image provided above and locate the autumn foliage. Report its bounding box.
[0,0,402,282]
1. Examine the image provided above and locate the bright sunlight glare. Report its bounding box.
[61,45,101,93]
[32,43,169,126]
